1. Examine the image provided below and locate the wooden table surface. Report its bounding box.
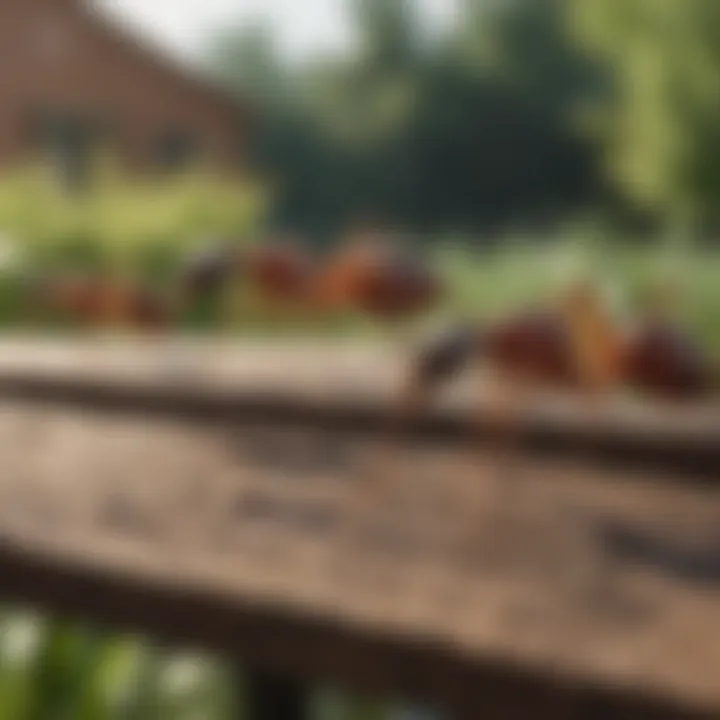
[0,336,717,474]
[0,338,717,717]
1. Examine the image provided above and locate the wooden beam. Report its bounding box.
[0,408,714,719]
[0,342,714,719]
[0,340,716,479]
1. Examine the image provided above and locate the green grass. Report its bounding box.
[0,170,713,347]
[0,161,268,265]
[435,239,720,350]
[0,610,418,719]
[8,240,720,354]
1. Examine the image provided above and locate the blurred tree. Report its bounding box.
[205,0,605,241]
[419,0,605,232]
[298,0,426,232]
[208,21,288,106]
[206,23,336,238]
[352,0,420,70]
[458,0,600,115]
[572,0,720,234]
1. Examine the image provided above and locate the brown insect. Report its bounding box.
[399,278,716,453]
[177,230,444,335]
[29,274,172,332]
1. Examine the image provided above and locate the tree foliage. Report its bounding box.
[572,0,720,230]
[208,0,720,241]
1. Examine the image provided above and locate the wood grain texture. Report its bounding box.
[0,390,716,717]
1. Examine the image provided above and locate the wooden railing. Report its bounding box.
[0,339,717,719]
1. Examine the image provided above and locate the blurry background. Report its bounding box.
[0,1,719,718]
[196,0,720,242]
[2,0,719,244]
[0,0,717,343]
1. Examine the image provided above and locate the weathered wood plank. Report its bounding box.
[0,400,717,718]
[0,338,717,477]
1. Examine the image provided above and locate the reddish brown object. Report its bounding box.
[483,311,579,387]
[623,323,716,400]
[312,242,443,322]
[202,237,445,326]
[408,307,718,405]
[34,276,171,331]
[244,243,314,305]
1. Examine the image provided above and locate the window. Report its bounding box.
[31,110,98,193]
[155,130,198,173]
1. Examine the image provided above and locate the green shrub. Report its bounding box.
[0,161,270,278]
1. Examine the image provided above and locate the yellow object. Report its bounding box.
[560,280,625,391]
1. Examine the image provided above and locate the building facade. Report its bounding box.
[0,0,247,185]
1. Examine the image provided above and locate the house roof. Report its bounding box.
[80,0,251,123]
